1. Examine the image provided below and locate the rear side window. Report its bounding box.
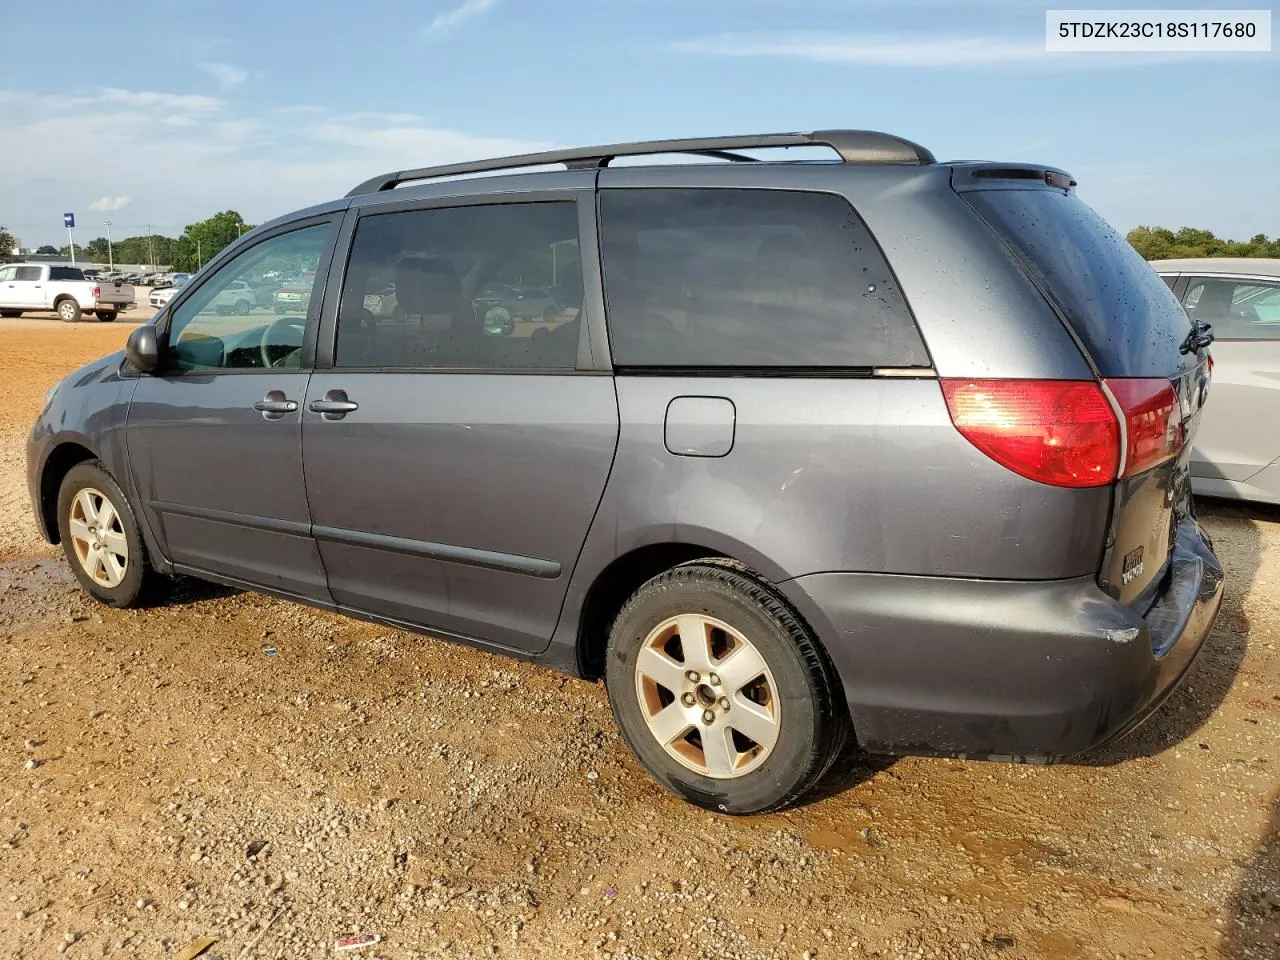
[335,201,582,370]
[49,266,84,281]
[960,188,1192,377]
[599,188,929,369]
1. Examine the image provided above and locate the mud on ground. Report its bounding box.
[1,315,1278,960]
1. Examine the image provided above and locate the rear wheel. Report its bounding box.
[56,299,82,323]
[97,310,117,322]
[605,560,848,814]
[0,310,21,318]
[56,461,158,608]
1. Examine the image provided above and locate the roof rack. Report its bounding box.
[345,129,935,197]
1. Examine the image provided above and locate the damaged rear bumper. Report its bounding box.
[780,517,1224,760]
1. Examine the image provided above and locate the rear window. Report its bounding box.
[49,266,85,281]
[960,188,1192,377]
[599,188,929,369]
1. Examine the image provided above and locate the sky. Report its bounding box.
[1,0,1276,248]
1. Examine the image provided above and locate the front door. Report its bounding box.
[11,265,47,308]
[303,194,618,653]
[125,220,339,600]
[1181,275,1280,481]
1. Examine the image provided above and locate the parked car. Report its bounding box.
[1152,257,1280,504]
[28,131,1223,814]
[474,283,563,320]
[151,272,190,291]
[0,263,133,321]
[272,274,315,314]
[209,278,257,315]
[149,278,188,308]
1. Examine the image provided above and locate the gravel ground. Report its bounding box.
[1,315,1277,960]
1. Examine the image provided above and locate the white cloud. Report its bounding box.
[198,62,249,89]
[89,195,132,212]
[84,88,224,112]
[0,86,545,245]
[673,33,1228,69]
[424,0,501,38]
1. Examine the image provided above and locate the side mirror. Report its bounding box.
[126,324,162,373]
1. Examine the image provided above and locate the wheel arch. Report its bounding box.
[38,441,99,543]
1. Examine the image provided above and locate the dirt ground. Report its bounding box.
[1,312,1278,960]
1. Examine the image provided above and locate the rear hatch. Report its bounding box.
[96,279,135,306]
[954,167,1211,609]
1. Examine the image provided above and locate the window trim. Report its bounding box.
[594,185,932,373]
[157,216,341,376]
[1181,274,1280,343]
[316,190,606,374]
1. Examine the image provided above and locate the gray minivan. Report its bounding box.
[28,131,1223,813]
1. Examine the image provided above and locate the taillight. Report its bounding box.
[1104,378,1183,478]
[941,379,1120,488]
[91,285,101,298]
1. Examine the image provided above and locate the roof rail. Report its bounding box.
[345,129,935,197]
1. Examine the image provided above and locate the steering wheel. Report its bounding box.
[260,316,306,368]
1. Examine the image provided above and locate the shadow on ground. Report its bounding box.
[1225,793,1280,958]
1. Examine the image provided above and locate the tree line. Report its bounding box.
[1126,226,1280,261]
[8,217,1279,273]
[1,210,253,273]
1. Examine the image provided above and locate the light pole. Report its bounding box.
[197,238,202,271]
[145,224,154,271]
[105,220,114,271]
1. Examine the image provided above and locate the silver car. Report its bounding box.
[1153,258,1280,504]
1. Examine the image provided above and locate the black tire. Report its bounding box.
[56,299,82,323]
[0,310,21,318]
[97,310,117,322]
[235,299,251,315]
[56,461,158,608]
[605,559,849,814]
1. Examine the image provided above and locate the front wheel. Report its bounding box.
[605,560,848,814]
[56,461,159,607]
[57,299,82,323]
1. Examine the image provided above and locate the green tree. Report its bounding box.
[173,211,252,272]
[1126,226,1175,261]
[112,234,176,268]
[0,225,16,256]
[84,237,112,263]
[1126,225,1279,261]
[36,244,59,255]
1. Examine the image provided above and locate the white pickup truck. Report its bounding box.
[0,263,135,322]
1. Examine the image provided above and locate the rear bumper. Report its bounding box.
[780,517,1224,760]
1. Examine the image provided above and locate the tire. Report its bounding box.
[97,310,117,322]
[0,310,21,318]
[56,299,82,323]
[56,461,158,608]
[235,299,251,315]
[605,559,849,814]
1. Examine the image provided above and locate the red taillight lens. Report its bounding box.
[1104,378,1183,478]
[91,285,101,298]
[941,379,1120,488]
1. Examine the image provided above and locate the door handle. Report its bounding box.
[253,390,298,420]
[309,389,358,420]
